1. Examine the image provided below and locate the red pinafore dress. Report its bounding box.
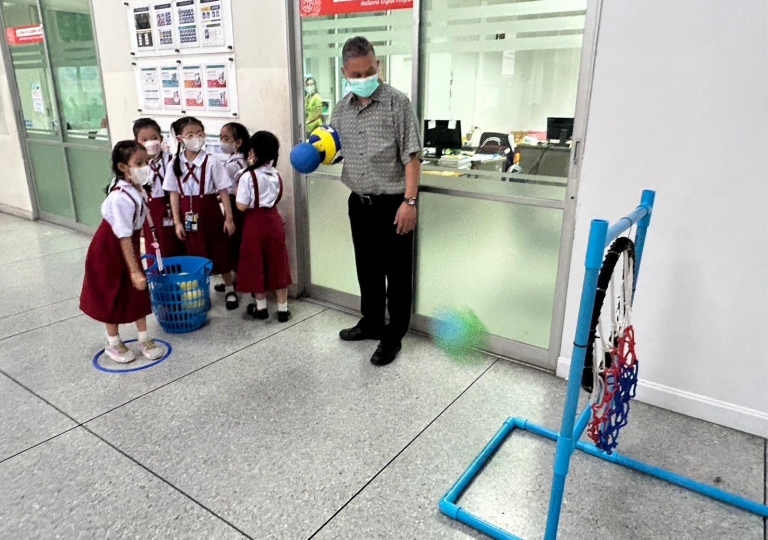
[176,155,233,276]
[237,170,292,294]
[143,152,185,258]
[80,186,153,324]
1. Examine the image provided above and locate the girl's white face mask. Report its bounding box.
[220,142,237,155]
[130,165,153,186]
[182,136,205,152]
[143,140,162,156]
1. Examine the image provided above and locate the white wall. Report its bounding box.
[0,43,34,218]
[558,0,768,437]
[92,0,298,292]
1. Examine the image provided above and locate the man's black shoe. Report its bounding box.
[370,342,402,366]
[339,326,381,341]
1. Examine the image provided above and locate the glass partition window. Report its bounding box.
[421,0,586,180]
[41,2,109,144]
[301,10,413,133]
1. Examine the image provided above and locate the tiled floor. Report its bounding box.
[0,213,766,540]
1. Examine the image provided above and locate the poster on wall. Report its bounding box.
[176,0,200,48]
[299,0,413,17]
[140,67,162,109]
[204,63,229,111]
[133,6,154,49]
[153,2,175,49]
[160,65,182,109]
[182,64,205,110]
[199,0,225,47]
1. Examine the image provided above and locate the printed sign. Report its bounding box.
[133,6,154,49]
[176,0,199,48]
[205,63,229,111]
[160,65,181,108]
[5,24,44,46]
[140,67,161,109]
[182,64,205,109]
[153,2,175,49]
[199,0,224,47]
[300,0,413,17]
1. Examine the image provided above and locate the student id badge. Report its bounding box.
[162,216,174,227]
[184,211,199,232]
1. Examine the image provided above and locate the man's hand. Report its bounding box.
[394,203,417,235]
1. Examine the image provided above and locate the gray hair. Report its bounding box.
[342,36,376,64]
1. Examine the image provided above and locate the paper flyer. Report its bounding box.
[160,65,181,109]
[182,64,205,110]
[205,63,229,111]
[153,2,175,49]
[176,0,199,48]
[199,0,224,47]
[133,6,154,49]
[140,67,161,109]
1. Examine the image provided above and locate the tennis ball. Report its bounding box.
[432,307,487,362]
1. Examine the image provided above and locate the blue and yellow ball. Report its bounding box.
[290,125,342,174]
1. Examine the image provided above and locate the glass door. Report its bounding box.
[2,0,74,221]
[1,0,111,228]
[300,8,416,309]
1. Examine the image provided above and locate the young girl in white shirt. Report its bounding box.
[163,116,239,310]
[80,141,164,364]
[215,122,250,293]
[236,131,292,321]
[133,118,184,258]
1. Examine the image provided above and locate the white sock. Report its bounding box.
[138,330,148,343]
[226,285,235,294]
[256,298,267,310]
[278,302,288,312]
[107,334,121,347]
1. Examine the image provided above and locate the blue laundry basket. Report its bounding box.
[144,255,213,334]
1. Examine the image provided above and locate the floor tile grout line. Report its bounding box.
[81,307,330,426]
[305,357,500,540]
[80,424,255,540]
[0,313,85,343]
[0,295,81,322]
[0,425,81,466]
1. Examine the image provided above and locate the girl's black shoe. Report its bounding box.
[246,303,269,320]
[225,292,239,310]
[277,310,291,323]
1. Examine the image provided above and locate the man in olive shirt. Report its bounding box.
[330,36,422,366]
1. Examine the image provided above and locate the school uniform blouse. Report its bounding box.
[236,166,281,209]
[224,153,246,196]
[162,151,231,196]
[147,151,172,199]
[102,180,148,238]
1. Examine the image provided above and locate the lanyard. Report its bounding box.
[175,155,209,212]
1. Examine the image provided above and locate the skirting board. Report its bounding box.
[557,357,768,438]
[0,203,34,220]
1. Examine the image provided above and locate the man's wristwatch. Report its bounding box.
[404,197,418,207]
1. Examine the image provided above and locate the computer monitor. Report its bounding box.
[547,117,574,146]
[424,120,462,159]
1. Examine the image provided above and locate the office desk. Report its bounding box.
[516,144,570,178]
[422,155,506,172]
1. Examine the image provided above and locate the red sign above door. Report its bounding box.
[5,24,45,46]
[300,0,413,17]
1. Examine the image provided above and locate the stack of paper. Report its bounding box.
[438,155,472,169]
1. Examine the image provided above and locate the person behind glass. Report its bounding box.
[305,76,324,137]
[214,121,250,293]
[236,131,292,322]
[80,141,165,364]
[330,36,422,366]
[133,118,184,259]
[163,116,239,310]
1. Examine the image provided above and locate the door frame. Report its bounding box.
[286,0,604,371]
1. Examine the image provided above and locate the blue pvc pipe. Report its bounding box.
[440,418,518,509]
[575,439,768,518]
[605,206,648,248]
[632,190,655,296]
[543,219,608,540]
[572,404,592,446]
